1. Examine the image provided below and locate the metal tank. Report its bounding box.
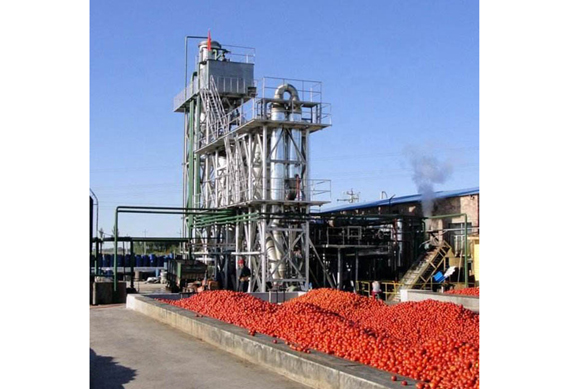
[270,104,286,201]
[270,84,303,201]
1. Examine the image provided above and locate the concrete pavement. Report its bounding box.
[90,303,308,389]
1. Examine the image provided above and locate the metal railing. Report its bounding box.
[260,77,323,103]
[173,77,199,111]
[205,44,256,64]
[193,178,331,208]
[195,98,332,150]
[355,280,404,301]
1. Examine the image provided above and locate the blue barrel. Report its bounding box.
[143,255,150,267]
[97,254,103,267]
[135,255,142,267]
[158,255,165,268]
[124,254,131,267]
[103,254,111,267]
[149,254,156,267]
[117,254,124,267]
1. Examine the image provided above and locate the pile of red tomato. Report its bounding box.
[158,289,479,389]
[445,287,479,297]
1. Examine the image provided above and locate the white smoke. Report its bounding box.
[406,149,453,217]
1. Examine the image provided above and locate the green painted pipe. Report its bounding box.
[197,211,246,221]
[186,71,198,231]
[193,213,259,227]
[112,206,234,292]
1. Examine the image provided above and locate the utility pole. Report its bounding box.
[337,189,360,204]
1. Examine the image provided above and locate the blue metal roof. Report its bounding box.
[317,187,479,213]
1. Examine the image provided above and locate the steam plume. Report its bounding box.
[406,150,453,217]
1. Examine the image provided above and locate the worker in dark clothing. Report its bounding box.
[237,258,251,292]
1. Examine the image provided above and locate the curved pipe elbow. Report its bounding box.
[273,83,300,101]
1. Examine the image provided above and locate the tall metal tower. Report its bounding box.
[174,37,331,292]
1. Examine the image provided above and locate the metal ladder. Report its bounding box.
[389,241,455,302]
[199,76,229,143]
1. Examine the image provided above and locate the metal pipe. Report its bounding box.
[130,240,134,290]
[355,250,359,293]
[112,205,232,292]
[261,206,267,292]
[94,238,100,279]
[186,73,197,236]
[337,249,342,290]
[114,211,118,292]
[185,35,208,99]
[193,214,259,228]
[262,125,267,200]
[273,84,300,101]
[90,189,99,241]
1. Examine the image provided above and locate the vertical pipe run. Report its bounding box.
[261,209,267,292]
[114,209,118,292]
[304,221,310,291]
[305,129,310,202]
[248,135,253,201]
[130,241,134,290]
[355,250,359,293]
[337,249,342,290]
[464,218,468,287]
[235,218,241,291]
[262,125,267,200]
[94,239,100,277]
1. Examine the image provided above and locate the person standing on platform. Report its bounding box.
[371,280,381,300]
[237,258,251,292]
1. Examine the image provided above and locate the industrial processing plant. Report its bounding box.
[91,32,479,389]
[91,37,479,299]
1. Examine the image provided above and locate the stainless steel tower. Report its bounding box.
[174,38,331,292]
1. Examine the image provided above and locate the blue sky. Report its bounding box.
[90,0,479,239]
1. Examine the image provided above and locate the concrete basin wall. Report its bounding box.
[126,294,419,389]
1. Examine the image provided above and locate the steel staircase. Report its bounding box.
[389,240,455,302]
[199,76,229,143]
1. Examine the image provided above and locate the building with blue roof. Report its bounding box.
[318,187,479,215]
[309,187,480,293]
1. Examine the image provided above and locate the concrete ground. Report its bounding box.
[90,302,309,389]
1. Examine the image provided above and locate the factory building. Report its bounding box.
[323,187,479,254]
[311,187,479,299]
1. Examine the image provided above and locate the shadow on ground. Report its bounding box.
[90,348,137,388]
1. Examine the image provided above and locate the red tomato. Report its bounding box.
[156,289,479,389]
